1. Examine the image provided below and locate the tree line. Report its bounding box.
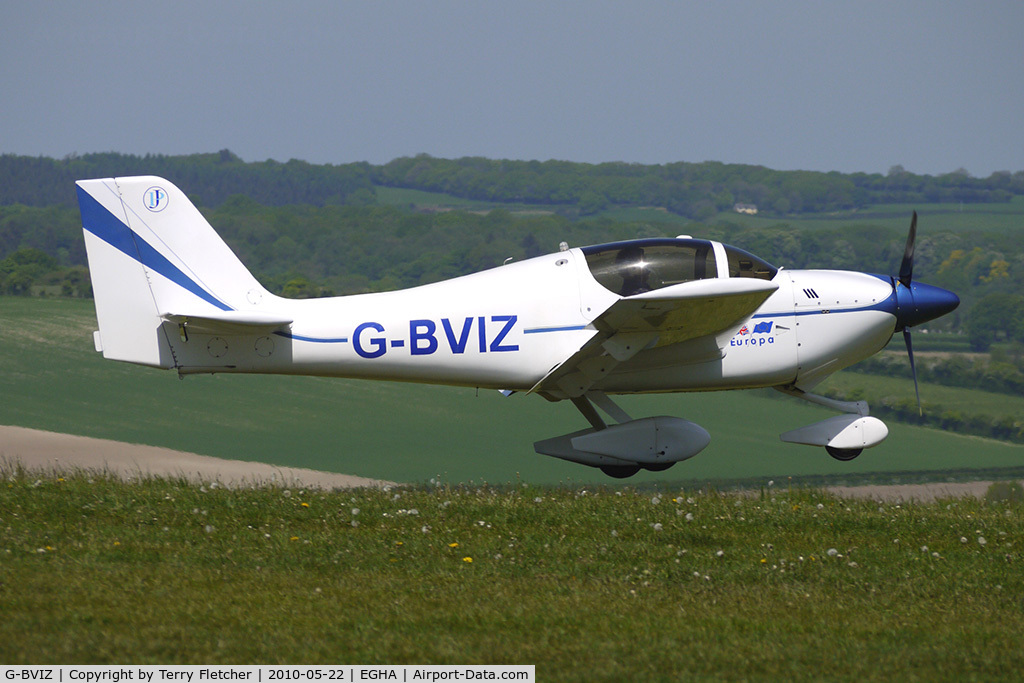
[371,157,1024,219]
[0,151,375,209]
[2,152,1022,219]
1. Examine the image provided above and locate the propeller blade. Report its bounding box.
[898,211,917,288]
[903,328,922,416]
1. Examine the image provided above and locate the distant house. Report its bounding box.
[733,203,758,215]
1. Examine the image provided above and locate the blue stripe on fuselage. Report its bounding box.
[272,331,348,344]
[524,325,588,334]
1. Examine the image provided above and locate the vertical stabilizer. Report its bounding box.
[77,176,272,368]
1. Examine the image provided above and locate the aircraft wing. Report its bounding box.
[531,277,778,399]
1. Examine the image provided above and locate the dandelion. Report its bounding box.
[685,512,694,522]
[652,523,663,532]
[301,502,310,508]
[448,542,459,548]
[462,557,473,563]
[716,550,725,558]
[204,525,214,534]
[282,490,292,498]
[978,536,987,546]
[290,536,299,541]
[351,507,360,516]
[921,546,928,553]
[651,496,661,505]
[827,548,838,557]
[961,536,968,544]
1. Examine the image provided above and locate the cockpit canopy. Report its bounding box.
[581,238,777,297]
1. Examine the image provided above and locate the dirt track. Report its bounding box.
[0,425,1013,500]
[0,425,394,489]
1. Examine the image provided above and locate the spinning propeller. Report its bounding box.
[891,212,959,415]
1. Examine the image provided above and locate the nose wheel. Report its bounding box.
[600,465,641,479]
[826,446,862,461]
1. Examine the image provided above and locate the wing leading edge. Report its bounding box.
[532,277,779,399]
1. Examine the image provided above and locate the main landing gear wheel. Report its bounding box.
[600,465,641,479]
[643,462,675,472]
[826,446,863,461]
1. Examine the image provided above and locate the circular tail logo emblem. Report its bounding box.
[144,186,168,212]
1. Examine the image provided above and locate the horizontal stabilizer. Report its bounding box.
[162,310,292,335]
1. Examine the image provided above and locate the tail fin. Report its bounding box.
[77,176,273,367]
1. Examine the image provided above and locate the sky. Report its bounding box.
[2,1,1022,177]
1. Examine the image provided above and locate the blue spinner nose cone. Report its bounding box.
[895,281,960,330]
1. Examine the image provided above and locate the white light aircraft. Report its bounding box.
[77,176,960,478]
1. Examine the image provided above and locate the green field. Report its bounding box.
[2,298,1022,485]
[711,196,1024,234]
[823,369,1024,422]
[374,183,1024,235]
[2,471,1022,678]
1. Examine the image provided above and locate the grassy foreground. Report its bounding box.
[2,469,1022,680]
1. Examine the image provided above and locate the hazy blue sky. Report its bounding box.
[2,1,1021,176]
